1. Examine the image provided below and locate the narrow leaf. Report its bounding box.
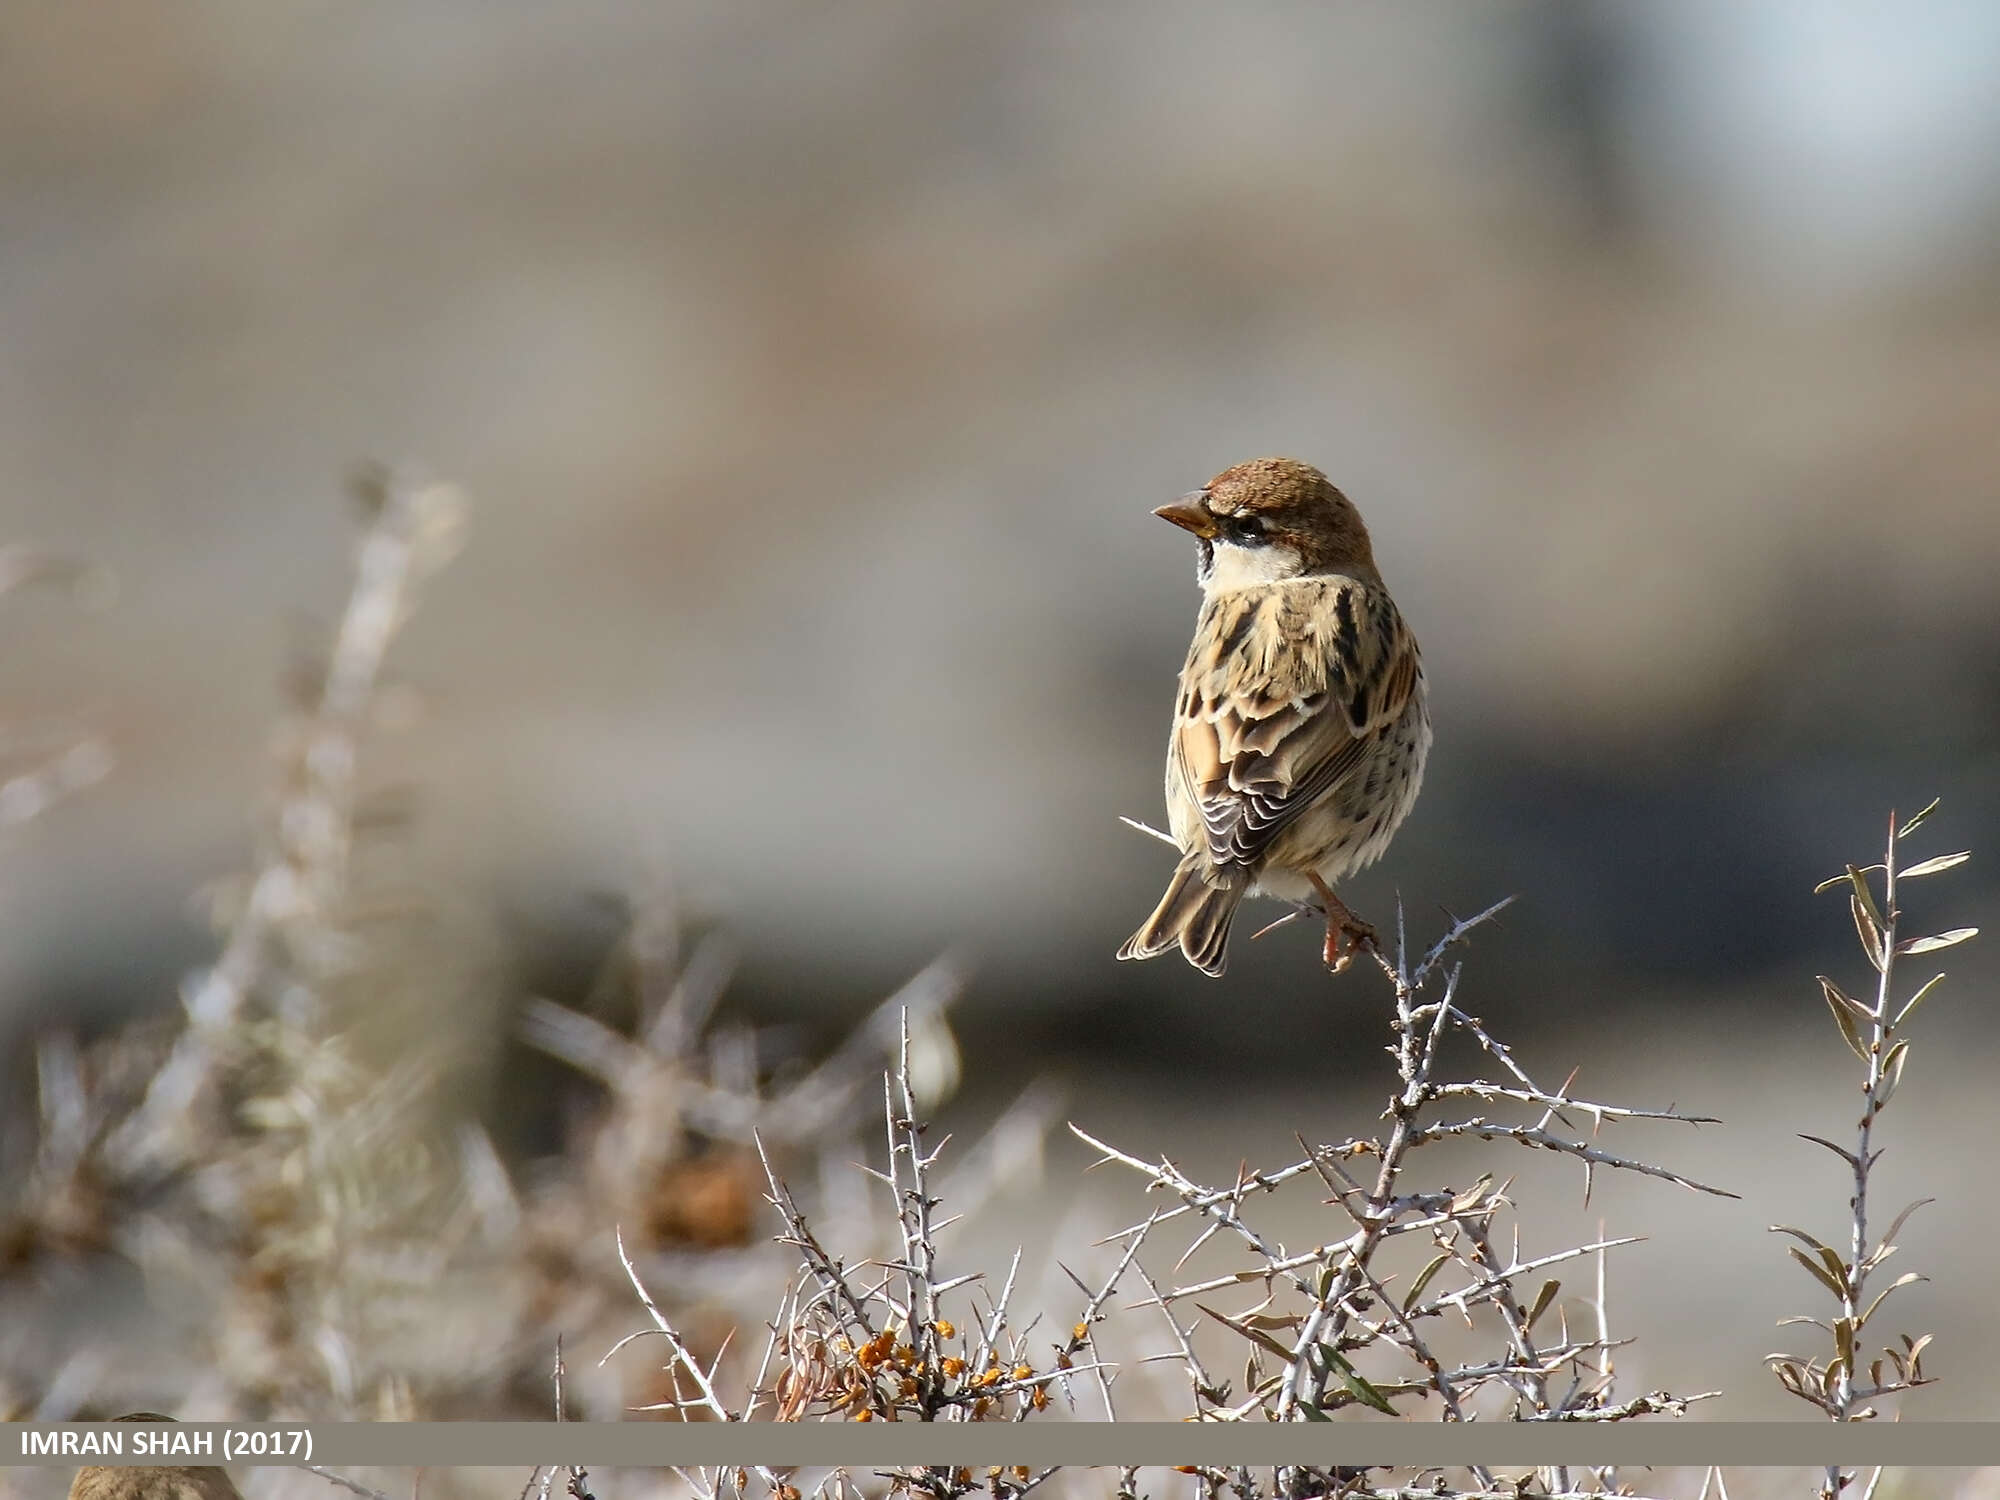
[1789,1246,1846,1299]
[1861,1273,1927,1328]
[1449,1175,1495,1215]
[1898,927,1978,956]
[1195,1304,1294,1364]
[1900,851,1970,879]
[1819,976,1877,1024]
[1895,973,1947,1029]
[1879,1198,1935,1248]
[1847,866,1886,941]
[1852,902,1886,971]
[1877,1040,1911,1108]
[1798,1133,1861,1168]
[1833,1317,1856,1367]
[1320,1345,1398,1416]
[1818,978,1870,1061]
[1403,1253,1452,1313]
[1236,1311,1304,1334]
[1298,1399,1331,1422]
[1771,1224,1834,1256]
[1898,798,1941,839]
[1526,1279,1561,1331]
[1861,1241,1902,1275]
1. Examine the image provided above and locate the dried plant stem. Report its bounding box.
[104,471,465,1177]
[1769,801,1970,1495]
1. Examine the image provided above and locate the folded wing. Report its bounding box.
[1172,576,1420,878]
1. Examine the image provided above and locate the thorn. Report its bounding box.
[1250,909,1306,941]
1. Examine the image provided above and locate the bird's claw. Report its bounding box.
[1321,916,1378,973]
[1306,873,1375,975]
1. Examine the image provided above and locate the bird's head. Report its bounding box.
[1153,457,1376,588]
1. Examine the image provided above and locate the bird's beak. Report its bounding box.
[1153,492,1218,539]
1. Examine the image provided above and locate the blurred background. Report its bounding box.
[1,0,1998,1438]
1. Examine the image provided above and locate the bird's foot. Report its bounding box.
[1322,913,1379,973]
[1308,874,1376,974]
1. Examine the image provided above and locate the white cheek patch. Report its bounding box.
[1203,540,1303,590]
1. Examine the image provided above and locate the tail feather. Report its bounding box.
[1116,864,1244,977]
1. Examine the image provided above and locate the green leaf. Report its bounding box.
[1897,927,1978,956]
[1319,1345,1398,1416]
[1403,1253,1452,1313]
[1895,972,1947,1029]
[1298,1399,1331,1421]
[1898,798,1942,839]
[1847,865,1886,941]
[1195,1304,1294,1364]
[1900,850,1970,879]
[1848,900,1880,968]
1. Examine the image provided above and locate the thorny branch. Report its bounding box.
[1074,891,1727,1473]
[1769,801,1970,1499]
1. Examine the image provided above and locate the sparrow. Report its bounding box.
[1117,458,1429,977]
[68,1415,243,1500]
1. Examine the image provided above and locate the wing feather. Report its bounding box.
[1171,576,1419,877]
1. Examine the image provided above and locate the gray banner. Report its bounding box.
[7,1424,2000,1469]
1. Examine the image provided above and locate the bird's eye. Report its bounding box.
[1225,514,1267,545]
